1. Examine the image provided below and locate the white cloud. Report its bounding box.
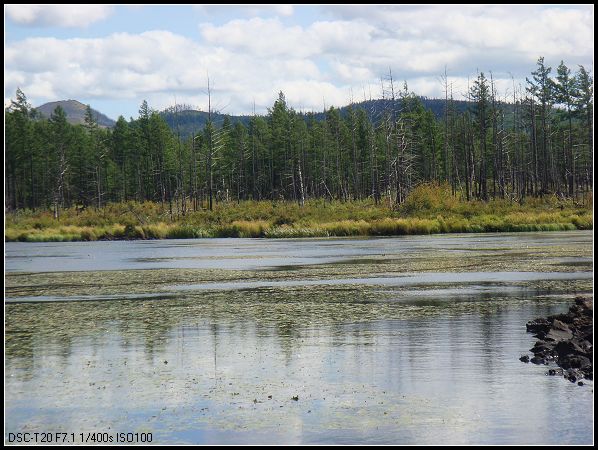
[330,61,373,85]
[5,29,327,114]
[6,5,114,28]
[195,4,294,18]
[322,5,593,67]
[200,18,316,58]
[278,80,350,111]
[199,18,377,61]
[273,5,294,17]
[4,5,593,116]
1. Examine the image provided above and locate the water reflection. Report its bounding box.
[5,230,593,273]
[5,232,593,444]
[5,286,593,444]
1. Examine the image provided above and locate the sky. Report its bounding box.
[4,4,594,121]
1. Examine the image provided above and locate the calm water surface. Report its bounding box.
[4,232,594,444]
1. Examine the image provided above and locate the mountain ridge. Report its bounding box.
[34,99,116,128]
[34,97,478,138]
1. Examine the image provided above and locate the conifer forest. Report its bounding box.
[5,58,593,217]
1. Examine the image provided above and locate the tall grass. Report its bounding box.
[5,184,592,241]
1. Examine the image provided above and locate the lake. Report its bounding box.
[4,231,593,444]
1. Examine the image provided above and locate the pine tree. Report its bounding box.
[49,106,70,218]
[526,57,553,194]
[574,65,593,196]
[553,61,577,196]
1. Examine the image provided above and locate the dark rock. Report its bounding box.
[544,328,574,342]
[530,341,553,356]
[560,355,591,370]
[291,395,299,401]
[581,330,593,342]
[520,355,530,363]
[526,318,551,335]
[567,374,577,383]
[551,312,571,322]
[522,297,593,383]
[578,381,584,386]
[554,341,584,358]
[575,339,592,352]
[575,296,593,314]
[552,319,571,331]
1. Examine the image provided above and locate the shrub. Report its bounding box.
[264,226,329,238]
[400,182,457,215]
[80,228,97,241]
[571,214,593,230]
[214,220,269,238]
[322,220,370,236]
[167,225,210,239]
[123,224,145,239]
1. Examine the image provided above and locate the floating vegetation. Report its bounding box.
[4,232,593,444]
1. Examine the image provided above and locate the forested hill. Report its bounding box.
[35,100,116,128]
[160,97,473,141]
[311,97,473,122]
[34,97,515,139]
[33,97,481,139]
[160,108,252,139]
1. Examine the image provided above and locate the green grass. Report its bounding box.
[5,184,592,241]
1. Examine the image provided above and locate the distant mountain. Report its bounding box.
[312,97,475,122]
[159,97,475,141]
[32,96,510,140]
[160,108,252,140]
[35,100,116,128]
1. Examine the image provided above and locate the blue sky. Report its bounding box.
[5,5,324,42]
[5,4,594,121]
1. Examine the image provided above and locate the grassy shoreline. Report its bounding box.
[5,185,593,242]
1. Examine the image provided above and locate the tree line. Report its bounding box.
[5,57,593,217]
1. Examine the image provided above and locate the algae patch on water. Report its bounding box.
[5,236,592,301]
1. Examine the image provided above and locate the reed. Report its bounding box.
[5,184,592,241]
